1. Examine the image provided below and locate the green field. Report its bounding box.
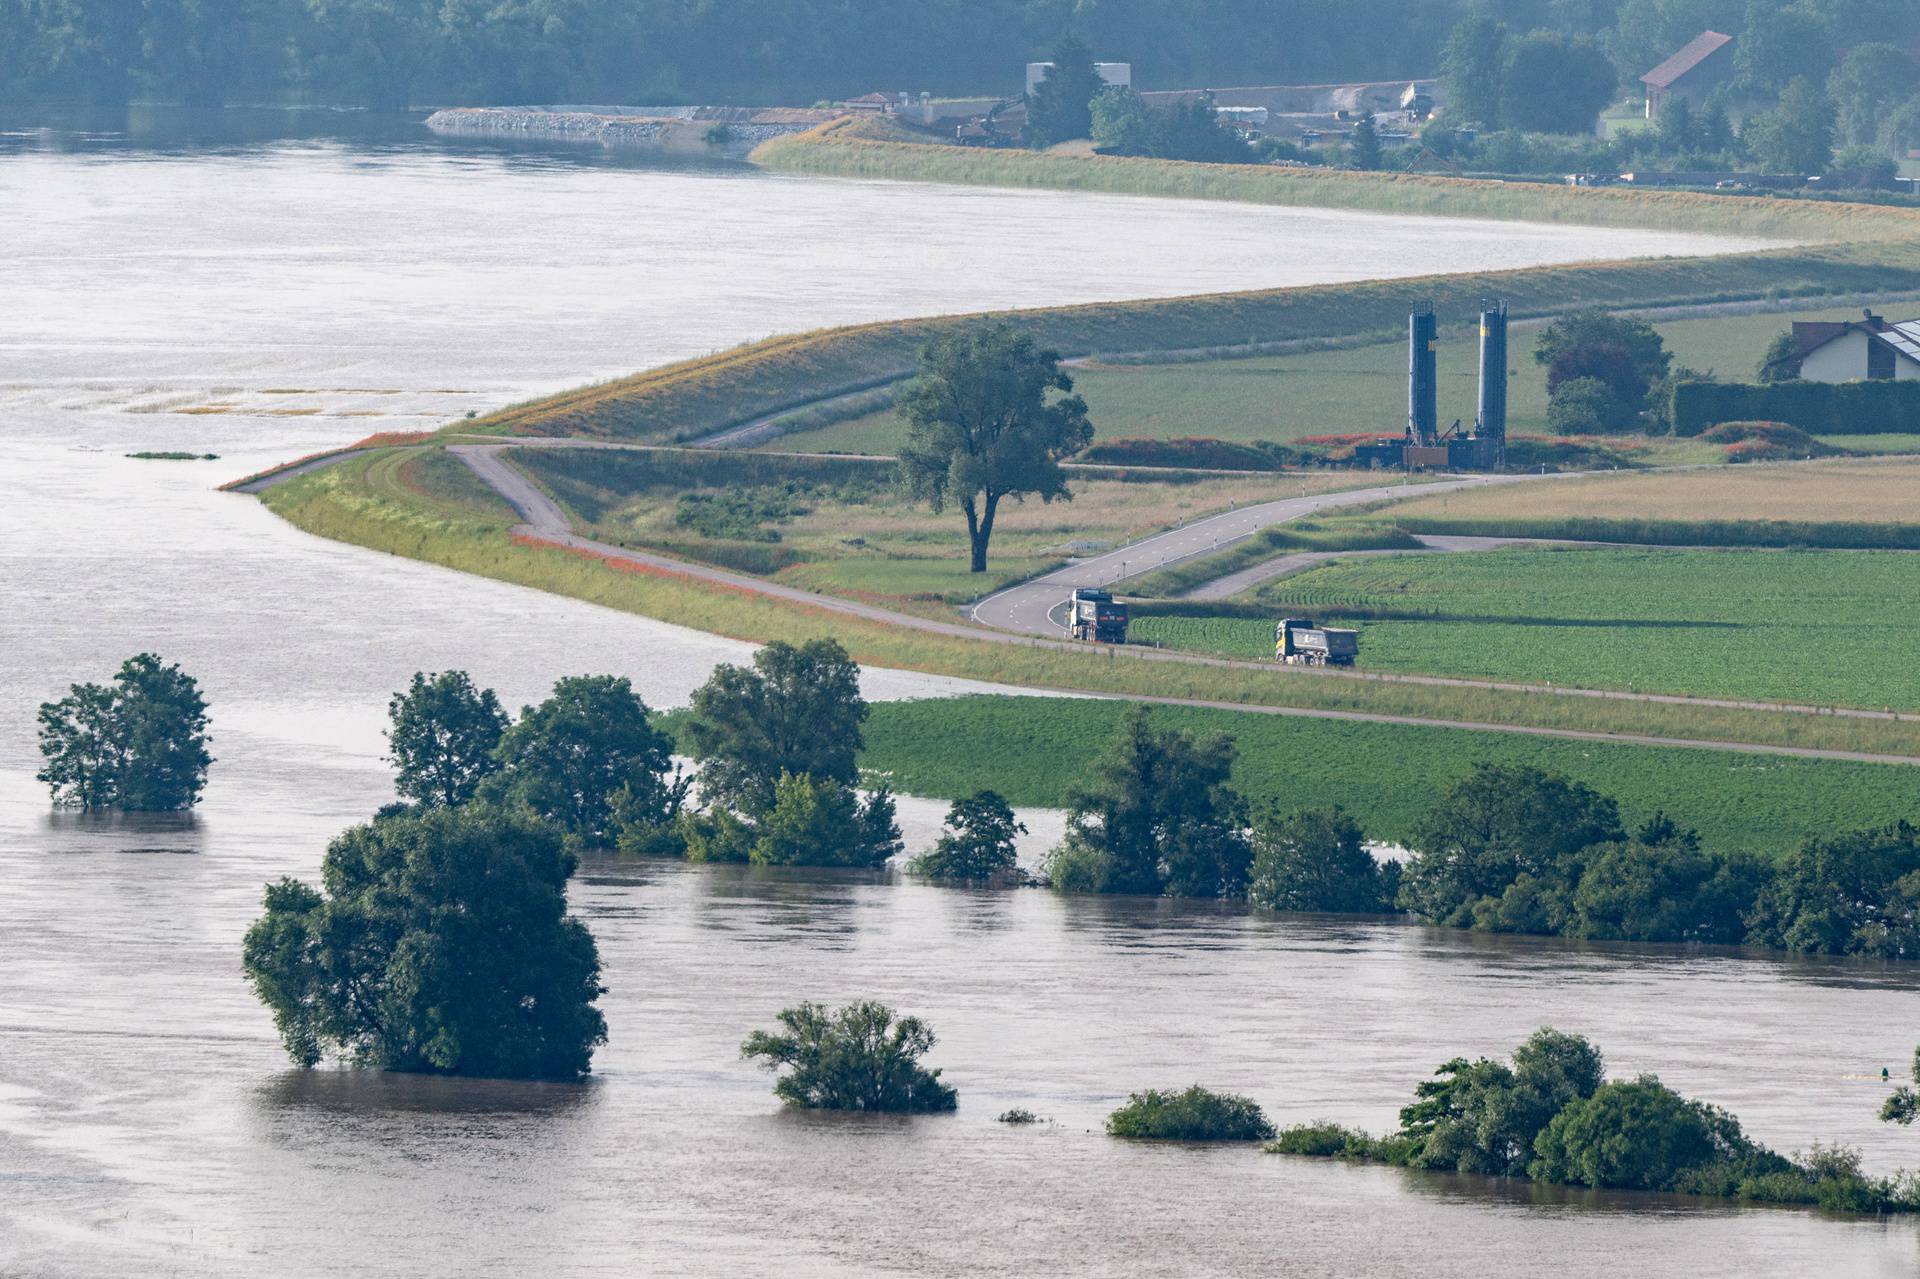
[860,695,1919,857]
[1127,545,1920,710]
[773,304,1918,455]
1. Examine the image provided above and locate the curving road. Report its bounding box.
[412,442,1920,765]
[970,474,1563,634]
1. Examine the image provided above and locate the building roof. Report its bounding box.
[1793,314,1920,361]
[1642,30,1734,89]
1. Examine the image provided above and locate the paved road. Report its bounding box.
[426,442,1920,763]
[970,475,1559,633]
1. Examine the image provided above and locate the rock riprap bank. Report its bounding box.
[425,105,840,153]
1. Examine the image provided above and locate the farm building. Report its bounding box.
[1641,30,1735,121]
[1793,312,1920,382]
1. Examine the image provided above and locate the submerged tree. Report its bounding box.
[386,669,508,807]
[242,802,606,1079]
[1044,707,1249,899]
[741,1001,957,1112]
[488,674,682,849]
[36,652,212,811]
[683,639,868,817]
[1107,1085,1275,1141]
[898,325,1092,573]
[909,790,1026,882]
[1248,806,1391,913]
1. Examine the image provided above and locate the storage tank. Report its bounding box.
[1476,302,1508,466]
[1408,301,1438,445]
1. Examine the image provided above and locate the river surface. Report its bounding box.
[5,109,1916,1276]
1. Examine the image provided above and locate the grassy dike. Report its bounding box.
[437,121,1920,447]
[753,117,1920,239]
[262,446,1920,760]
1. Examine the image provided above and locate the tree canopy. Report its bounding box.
[741,1001,957,1112]
[1742,76,1836,174]
[488,674,680,848]
[898,325,1092,574]
[909,790,1027,881]
[36,652,213,811]
[1247,806,1393,913]
[242,802,607,1078]
[683,638,868,816]
[386,669,507,807]
[1025,35,1104,146]
[1045,707,1250,898]
[1106,1086,1275,1141]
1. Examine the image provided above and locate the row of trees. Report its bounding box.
[1275,1027,1916,1212]
[1033,708,1920,961]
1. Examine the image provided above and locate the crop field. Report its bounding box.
[772,304,1919,456]
[860,695,1920,857]
[1384,456,1920,527]
[506,445,1363,605]
[1127,545,1920,709]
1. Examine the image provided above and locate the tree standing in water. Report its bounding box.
[36,652,212,810]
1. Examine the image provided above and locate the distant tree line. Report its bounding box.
[0,0,1464,111]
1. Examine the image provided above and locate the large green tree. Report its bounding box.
[1399,1028,1605,1176]
[36,653,212,811]
[1247,806,1390,913]
[1025,34,1106,146]
[1828,42,1920,147]
[898,325,1092,574]
[1045,707,1250,899]
[1742,75,1836,174]
[488,674,679,848]
[242,803,607,1078]
[683,638,867,817]
[1441,13,1509,127]
[1733,0,1834,94]
[1500,30,1618,135]
[1397,763,1622,925]
[385,669,508,808]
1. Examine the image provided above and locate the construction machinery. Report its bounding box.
[1275,618,1359,666]
[1069,588,1130,644]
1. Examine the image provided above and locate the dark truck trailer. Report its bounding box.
[1275,617,1358,666]
[1070,588,1130,643]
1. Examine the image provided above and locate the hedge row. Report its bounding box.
[1671,378,1920,436]
[1395,514,1920,550]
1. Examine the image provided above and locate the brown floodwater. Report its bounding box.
[4,111,1913,1276]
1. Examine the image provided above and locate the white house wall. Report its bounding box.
[1801,331,1870,383]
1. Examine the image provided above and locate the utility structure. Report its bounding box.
[1355,299,1509,471]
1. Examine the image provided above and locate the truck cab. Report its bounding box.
[1070,588,1130,644]
[1275,617,1359,667]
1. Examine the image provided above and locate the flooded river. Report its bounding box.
[3,110,1914,1276]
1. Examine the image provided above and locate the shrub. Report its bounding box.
[1076,436,1304,471]
[1267,1121,1376,1158]
[750,771,902,868]
[740,1000,957,1112]
[1529,1076,1729,1191]
[1699,420,1839,461]
[1106,1085,1275,1141]
[1547,375,1634,434]
[999,1107,1041,1124]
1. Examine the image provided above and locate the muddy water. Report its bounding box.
[5,112,1911,1276]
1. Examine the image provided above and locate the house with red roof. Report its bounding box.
[1793,311,1920,383]
[1641,30,1736,121]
